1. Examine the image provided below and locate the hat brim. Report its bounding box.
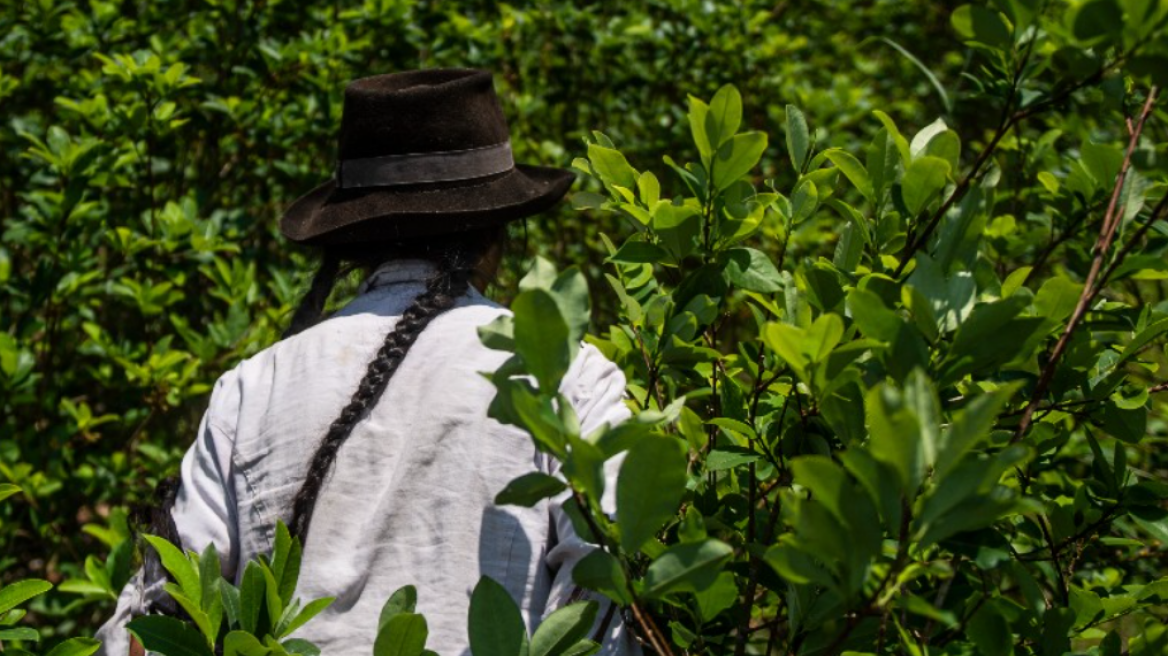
[279,164,575,245]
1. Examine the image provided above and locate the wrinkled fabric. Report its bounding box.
[96,259,638,656]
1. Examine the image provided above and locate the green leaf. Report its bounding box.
[571,550,631,605]
[570,192,607,211]
[688,96,712,161]
[951,4,1014,48]
[271,522,292,588]
[239,562,266,635]
[866,377,928,494]
[530,601,597,656]
[495,472,568,507]
[789,456,856,532]
[965,604,1011,656]
[909,118,949,159]
[0,627,40,642]
[900,595,957,627]
[143,535,201,606]
[712,132,767,191]
[379,585,418,630]
[164,585,214,647]
[224,631,271,656]
[519,257,558,293]
[1128,54,1168,87]
[281,640,320,656]
[260,563,284,634]
[220,580,242,630]
[935,384,1021,477]
[44,638,101,656]
[550,268,591,347]
[901,156,950,216]
[923,130,961,172]
[694,572,738,623]
[553,643,599,656]
[1034,276,1083,327]
[0,484,21,503]
[608,241,669,264]
[1072,0,1124,42]
[198,543,223,634]
[513,289,572,393]
[270,522,302,606]
[280,597,334,640]
[840,449,904,531]
[763,313,845,381]
[866,129,901,204]
[823,149,873,200]
[0,580,53,615]
[637,171,660,207]
[127,615,216,656]
[941,296,1042,382]
[872,110,913,165]
[785,104,810,171]
[587,144,637,190]
[719,247,782,293]
[374,612,429,656]
[468,576,529,656]
[704,84,742,151]
[108,540,135,593]
[833,218,867,273]
[617,436,688,553]
[1081,141,1123,187]
[643,539,734,598]
[705,447,760,471]
[479,315,515,351]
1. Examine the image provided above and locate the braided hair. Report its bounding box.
[285,225,505,540]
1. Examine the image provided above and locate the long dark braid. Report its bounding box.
[287,231,497,540]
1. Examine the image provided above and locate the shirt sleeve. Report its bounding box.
[94,368,242,655]
[170,366,242,577]
[543,345,642,656]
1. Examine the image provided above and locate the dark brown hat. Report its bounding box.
[279,68,575,245]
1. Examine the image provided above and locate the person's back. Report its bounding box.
[96,259,631,655]
[95,68,638,656]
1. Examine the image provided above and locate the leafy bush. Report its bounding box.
[0,485,100,656]
[127,522,333,656]
[480,5,1168,655]
[1,7,964,639]
[125,521,600,656]
[3,0,1168,654]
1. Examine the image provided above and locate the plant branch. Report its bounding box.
[1012,86,1159,443]
[570,490,676,656]
[1039,515,1070,604]
[1096,192,1168,293]
[893,56,1129,279]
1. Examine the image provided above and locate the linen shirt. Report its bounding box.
[95,259,638,656]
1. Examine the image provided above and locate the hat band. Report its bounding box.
[335,141,514,189]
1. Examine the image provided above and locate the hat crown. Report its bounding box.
[338,69,510,160]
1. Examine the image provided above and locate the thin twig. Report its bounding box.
[1039,515,1070,604]
[570,491,676,656]
[1096,192,1168,292]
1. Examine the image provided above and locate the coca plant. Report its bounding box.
[124,521,602,656]
[481,3,1168,655]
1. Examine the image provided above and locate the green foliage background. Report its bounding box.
[2,0,1168,653]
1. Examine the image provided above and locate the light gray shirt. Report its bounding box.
[96,259,637,656]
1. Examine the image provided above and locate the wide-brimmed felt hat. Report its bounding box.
[279,68,575,245]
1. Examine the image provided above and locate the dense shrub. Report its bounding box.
[2,0,1168,653]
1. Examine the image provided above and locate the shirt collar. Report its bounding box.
[356,258,439,295]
